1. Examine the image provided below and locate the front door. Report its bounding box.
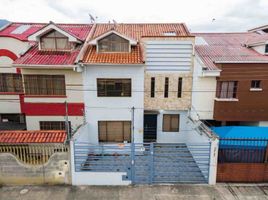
[144,114,157,142]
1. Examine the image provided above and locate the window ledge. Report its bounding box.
[250,88,263,92]
[24,95,67,98]
[214,98,239,102]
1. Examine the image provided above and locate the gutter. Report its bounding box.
[12,64,75,69]
[214,60,268,64]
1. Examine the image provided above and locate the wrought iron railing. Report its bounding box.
[73,142,211,184]
[0,144,69,165]
[218,138,268,163]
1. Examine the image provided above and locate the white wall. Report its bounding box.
[26,116,83,131]
[82,65,144,144]
[192,56,218,120]
[156,110,210,143]
[0,95,21,113]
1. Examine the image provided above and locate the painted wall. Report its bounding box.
[156,110,210,144]
[191,56,217,120]
[83,65,144,144]
[0,152,70,185]
[26,116,83,131]
[0,37,29,116]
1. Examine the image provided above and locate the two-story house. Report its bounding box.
[193,27,268,126]
[0,21,93,131]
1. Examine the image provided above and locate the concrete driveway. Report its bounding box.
[1,184,268,200]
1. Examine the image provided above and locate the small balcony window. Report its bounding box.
[216,81,238,99]
[251,80,261,89]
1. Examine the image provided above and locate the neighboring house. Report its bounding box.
[71,23,218,185]
[192,27,268,126]
[0,21,93,131]
[0,22,44,130]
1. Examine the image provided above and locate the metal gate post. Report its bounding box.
[149,143,154,184]
[131,143,135,184]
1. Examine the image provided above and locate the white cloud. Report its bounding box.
[0,0,267,32]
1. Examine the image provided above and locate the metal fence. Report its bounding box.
[74,142,211,184]
[218,138,268,163]
[0,144,69,165]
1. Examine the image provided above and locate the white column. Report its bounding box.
[208,138,219,185]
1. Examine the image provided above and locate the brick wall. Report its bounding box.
[0,152,70,185]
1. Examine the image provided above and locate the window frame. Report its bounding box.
[150,77,155,98]
[164,77,169,98]
[24,74,66,96]
[97,78,131,97]
[216,81,238,99]
[0,73,23,93]
[178,77,182,98]
[97,33,130,53]
[40,30,72,51]
[265,44,268,54]
[40,121,71,130]
[162,114,180,132]
[251,80,261,89]
[98,121,131,143]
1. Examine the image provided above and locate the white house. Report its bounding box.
[71,23,218,185]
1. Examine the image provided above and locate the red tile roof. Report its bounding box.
[92,23,191,40]
[0,130,66,144]
[83,45,143,64]
[194,32,268,70]
[14,44,81,66]
[83,23,191,64]
[0,22,92,41]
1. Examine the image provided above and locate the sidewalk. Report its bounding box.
[1,184,268,200]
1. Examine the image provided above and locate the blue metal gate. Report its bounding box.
[74,142,211,184]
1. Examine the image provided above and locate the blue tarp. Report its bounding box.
[212,126,268,139]
[212,126,268,148]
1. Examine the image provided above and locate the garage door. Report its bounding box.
[98,121,131,142]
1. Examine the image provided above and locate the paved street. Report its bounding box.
[1,184,268,200]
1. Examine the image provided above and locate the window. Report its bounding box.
[98,121,131,142]
[40,30,72,51]
[178,77,182,98]
[163,114,180,132]
[97,79,131,97]
[217,81,238,99]
[24,75,66,96]
[0,73,22,93]
[164,77,169,98]
[151,77,155,98]
[98,33,129,52]
[40,121,70,130]
[265,44,268,53]
[251,80,261,89]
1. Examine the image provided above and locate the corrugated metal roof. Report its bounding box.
[194,32,268,70]
[0,22,92,41]
[14,44,81,66]
[0,130,66,144]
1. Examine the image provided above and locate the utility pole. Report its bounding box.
[65,101,70,142]
[131,106,135,143]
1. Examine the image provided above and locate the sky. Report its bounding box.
[0,0,268,32]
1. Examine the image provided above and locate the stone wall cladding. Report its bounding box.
[0,152,70,185]
[144,73,192,110]
[142,37,194,111]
